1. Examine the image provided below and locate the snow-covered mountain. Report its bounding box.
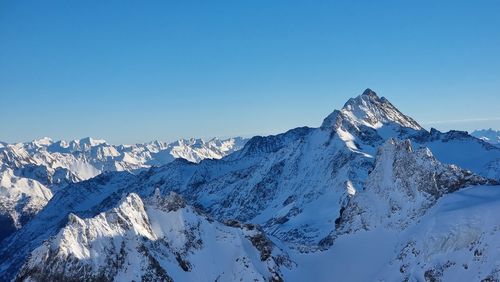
[0,168,52,242]
[471,128,500,146]
[379,185,500,281]
[0,137,247,244]
[1,89,499,282]
[332,138,491,237]
[282,184,500,282]
[0,137,247,181]
[17,192,290,282]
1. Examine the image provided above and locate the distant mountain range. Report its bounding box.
[1,89,499,282]
[471,128,500,145]
[0,137,247,241]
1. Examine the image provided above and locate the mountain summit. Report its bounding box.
[321,88,423,131]
[361,87,377,96]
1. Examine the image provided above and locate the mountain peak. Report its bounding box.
[78,137,107,146]
[361,88,378,97]
[345,88,384,108]
[321,89,423,131]
[32,137,53,146]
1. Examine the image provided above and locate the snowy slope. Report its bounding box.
[0,168,52,242]
[17,192,291,282]
[282,185,500,282]
[381,185,500,282]
[416,128,500,179]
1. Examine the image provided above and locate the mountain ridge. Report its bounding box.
[1,89,499,281]
[0,136,248,245]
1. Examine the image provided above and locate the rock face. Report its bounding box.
[16,193,290,282]
[1,89,500,282]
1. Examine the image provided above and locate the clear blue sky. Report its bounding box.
[1,0,499,144]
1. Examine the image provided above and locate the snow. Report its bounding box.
[0,136,247,181]
[284,229,399,282]
[0,136,248,238]
[2,89,499,282]
[19,193,288,281]
[0,168,52,232]
[380,185,500,281]
[471,128,500,145]
[422,136,500,179]
[32,137,53,147]
[284,185,500,282]
[322,89,423,131]
[0,168,52,201]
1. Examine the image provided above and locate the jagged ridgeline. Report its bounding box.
[1,89,499,282]
[0,137,247,241]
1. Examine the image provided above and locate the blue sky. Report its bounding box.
[1,0,499,144]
